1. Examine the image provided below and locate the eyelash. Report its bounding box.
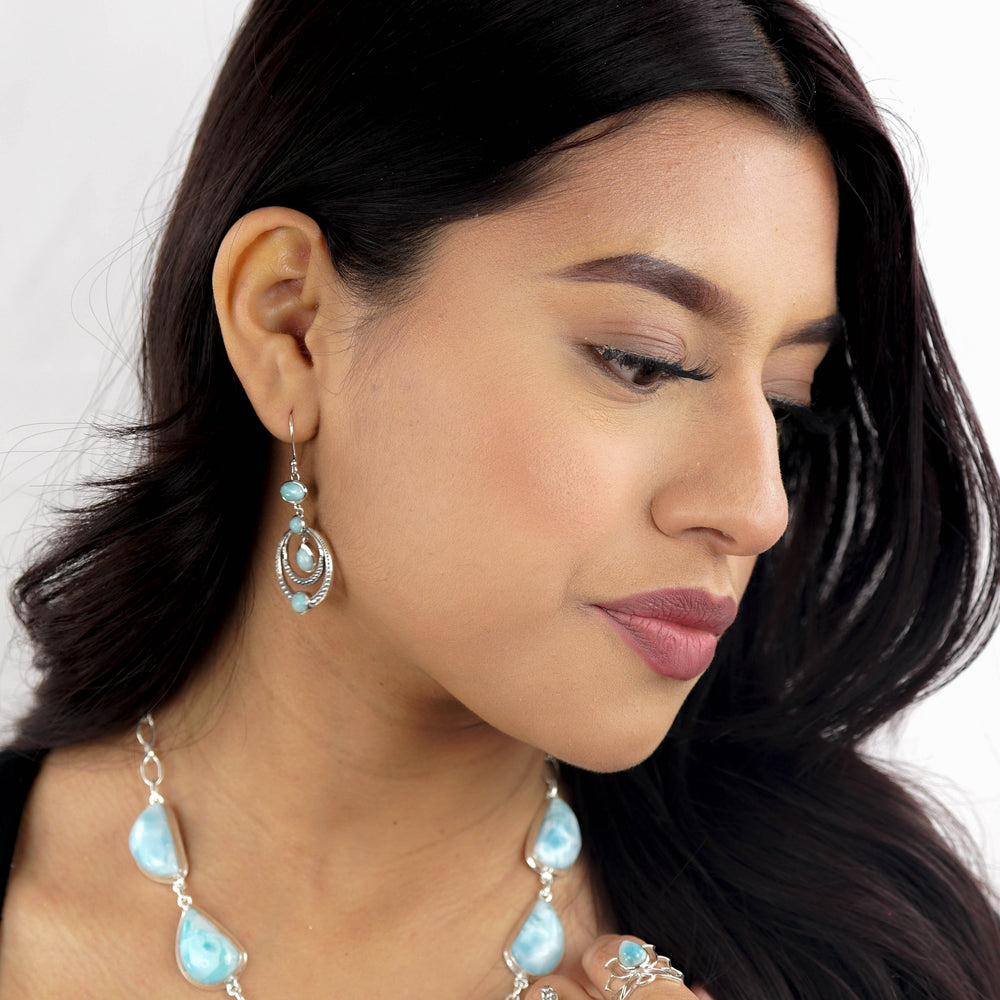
[769,399,812,424]
[592,345,826,428]
[592,345,713,390]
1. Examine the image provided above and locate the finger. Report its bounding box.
[523,973,600,1000]
[582,935,696,1000]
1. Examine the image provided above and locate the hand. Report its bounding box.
[523,935,704,1000]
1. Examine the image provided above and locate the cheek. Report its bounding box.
[321,349,639,633]
[493,399,636,540]
[311,337,709,768]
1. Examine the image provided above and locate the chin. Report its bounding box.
[543,723,673,775]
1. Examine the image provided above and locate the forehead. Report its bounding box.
[429,97,840,331]
[517,98,835,251]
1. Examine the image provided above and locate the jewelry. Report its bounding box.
[274,414,333,614]
[604,940,685,1000]
[128,714,582,998]
[504,768,583,998]
[129,716,247,995]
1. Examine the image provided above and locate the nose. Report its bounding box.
[649,391,789,557]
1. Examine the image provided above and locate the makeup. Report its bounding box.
[596,589,737,681]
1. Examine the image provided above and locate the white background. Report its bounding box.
[1,3,997,889]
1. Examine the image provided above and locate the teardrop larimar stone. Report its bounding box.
[530,797,582,871]
[279,480,306,503]
[296,539,317,573]
[618,939,648,968]
[176,908,246,987]
[129,802,187,882]
[509,898,564,976]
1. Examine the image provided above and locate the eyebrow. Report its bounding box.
[555,253,843,347]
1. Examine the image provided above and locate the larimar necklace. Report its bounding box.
[128,714,583,997]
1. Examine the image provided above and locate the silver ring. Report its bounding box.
[540,988,559,1000]
[604,942,684,1000]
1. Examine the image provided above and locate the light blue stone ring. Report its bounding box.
[604,940,685,1000]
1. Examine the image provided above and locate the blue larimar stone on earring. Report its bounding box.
[619,940,648,968]
[279,480,306,503]
[177,908,245,986]
[290,591,309,614]
[289,515,304,534]
[531,797,582,871]
[510,898,564,976]
[295,539,317,573]
[129,803,185,881]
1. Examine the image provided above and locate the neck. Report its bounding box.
[136,604,599,998]
[60,550,605,998]
[149,585,554,902]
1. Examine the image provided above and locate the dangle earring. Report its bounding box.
[275,414,333,614]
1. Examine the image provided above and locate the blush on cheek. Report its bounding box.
[468,383,641,539]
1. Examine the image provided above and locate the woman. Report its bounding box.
[1,1,999,998]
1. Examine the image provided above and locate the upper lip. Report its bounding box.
[595,588,738,636]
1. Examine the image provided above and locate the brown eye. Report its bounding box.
[593,346,712,391]
[610,354,671,387]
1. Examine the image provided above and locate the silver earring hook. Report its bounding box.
[287,413,302,484]
[288,412,298,464]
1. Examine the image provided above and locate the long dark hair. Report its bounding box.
[12,1,1000,997]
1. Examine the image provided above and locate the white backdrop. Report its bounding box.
[1,3,997,887]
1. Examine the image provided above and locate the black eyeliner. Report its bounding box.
[596,346,714,384]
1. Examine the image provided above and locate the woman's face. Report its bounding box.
[307,98,839,771]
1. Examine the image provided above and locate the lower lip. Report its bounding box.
[599,608,719,681]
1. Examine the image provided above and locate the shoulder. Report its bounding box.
[0,744,157,998]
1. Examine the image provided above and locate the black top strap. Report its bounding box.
[0,747,47,918]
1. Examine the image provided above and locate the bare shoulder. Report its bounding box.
[0,744,175,1000]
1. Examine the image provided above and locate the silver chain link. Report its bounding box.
[136,714,164,804]
[538,867,555,903]
[172,877,193,911]
[504,971,530,1000]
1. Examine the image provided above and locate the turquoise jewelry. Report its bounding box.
[129,716,247,995]
[128,714,582,998]
[604,940,685,1000]
[275,414,332,614]
[505,777,584,995]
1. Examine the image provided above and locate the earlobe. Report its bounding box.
[213,206,340,443]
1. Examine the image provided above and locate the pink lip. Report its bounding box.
[595,589,737,681]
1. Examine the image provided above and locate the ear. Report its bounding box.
[213,206,341,443]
